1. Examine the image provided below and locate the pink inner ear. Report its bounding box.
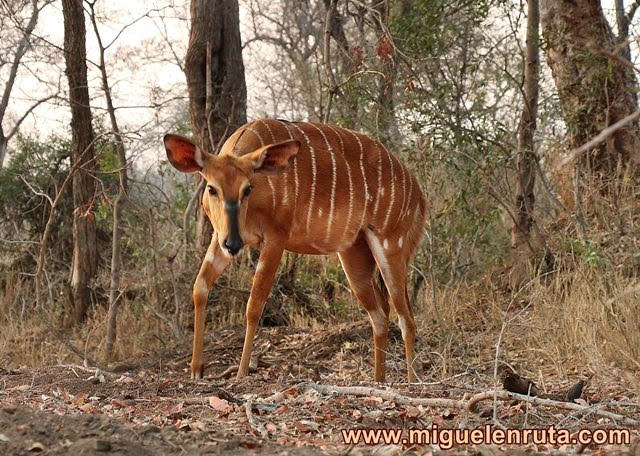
[165,135,200,173]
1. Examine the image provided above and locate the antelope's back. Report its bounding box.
[224,119,426,256]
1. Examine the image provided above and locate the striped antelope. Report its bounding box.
[164,119,427,382]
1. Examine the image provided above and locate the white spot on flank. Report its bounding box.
[398,236,403,247]
[383,238,389,249]
[318,207,323,217]
[380,187,385,197]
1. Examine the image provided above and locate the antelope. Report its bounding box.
[164,119,427,382]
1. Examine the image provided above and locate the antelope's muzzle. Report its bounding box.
[223,200,243,256]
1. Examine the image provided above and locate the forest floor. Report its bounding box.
[0,320,638,455]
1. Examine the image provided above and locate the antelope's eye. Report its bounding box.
[243,185,252,198]
[208,186,218,196]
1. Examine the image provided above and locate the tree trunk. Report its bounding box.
[62,0,98,325]
[373,0,401,146]
[614,0,638,108]
[87,3,129,361]
[540,0,640,183]
[512,0,540,249]
[185,0,247,255]
[0,0,41,169]
[0,133,6,168]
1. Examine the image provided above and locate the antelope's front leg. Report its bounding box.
[191,234,231,379]
[237,242,284,379]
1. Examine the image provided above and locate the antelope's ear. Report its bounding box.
[163,134,204,173]
[244,139,300,176]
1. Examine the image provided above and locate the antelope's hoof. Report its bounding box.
[191,365,204,380]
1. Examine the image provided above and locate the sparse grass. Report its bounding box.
[1,192,638,390]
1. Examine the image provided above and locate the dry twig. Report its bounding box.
[294,383,639,427]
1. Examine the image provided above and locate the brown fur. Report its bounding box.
[164,119,427,382]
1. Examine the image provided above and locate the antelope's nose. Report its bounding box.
[224,237,243,256]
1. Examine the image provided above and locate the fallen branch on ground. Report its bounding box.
[245,402,268,438]
[298,383,464,409]
[466,390,638,426]
[296,383,638,427]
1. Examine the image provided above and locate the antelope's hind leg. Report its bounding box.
[365,231,418,382]
[338,235,390,382]
[192,234,231,379]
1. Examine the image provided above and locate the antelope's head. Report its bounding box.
[163,134,299,256]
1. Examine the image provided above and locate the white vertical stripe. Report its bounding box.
[261,119,276,142]
[403,174,414,221]
[247,126,276,211]
[288,122,316,233]
[278,121,294,207]
[246,127,265,146]
[372,142,383,219]
[309,124,337,242]
[257,120,279,211]
[326,125,354,241]
[398,159,407,221]
[347,130,368,230]
[382,144,395,230]
[266,178,276,211]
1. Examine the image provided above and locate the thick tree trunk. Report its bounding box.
[512,0,540,249]
[540,0,640,183]
[62,0,98,324]
[185,0,247,255]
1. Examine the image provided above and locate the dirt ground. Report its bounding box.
[1,321,638,455]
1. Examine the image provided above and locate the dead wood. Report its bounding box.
[466,390,637,426]
[293,382,638,427]
[297,382,464,409]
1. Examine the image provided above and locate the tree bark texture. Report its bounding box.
[540,0,640,181]
[0,0,41,168]
[87,2,129,361]
[373,0,401,146]
[512,0,540,249]
[185,0,247,254]
[62,0,98,324]
[614,0,638,108]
